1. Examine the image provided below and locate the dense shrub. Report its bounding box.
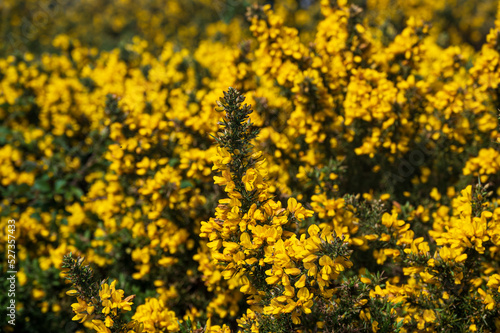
[1,0,500,332]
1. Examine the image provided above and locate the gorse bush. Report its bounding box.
[1,0,500,332]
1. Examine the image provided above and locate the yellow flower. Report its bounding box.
[99,280,134,315]
[296,287,314,313]
[99,282,113,315]
[477,288,496,310]
[422,309,436,323]
[132,298,180,332]
[71,297,94,323]
[287,197,313,219]
[66,289,79,296]
[212,147,232,170]
[92,319,112,333]
[242,168,258,191]
[295,274,307,288]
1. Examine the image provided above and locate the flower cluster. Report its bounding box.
[200,88,355,330]
[62,254,139,333]
[1,0,500,332]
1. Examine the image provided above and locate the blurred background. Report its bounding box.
[1,0,497,57]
